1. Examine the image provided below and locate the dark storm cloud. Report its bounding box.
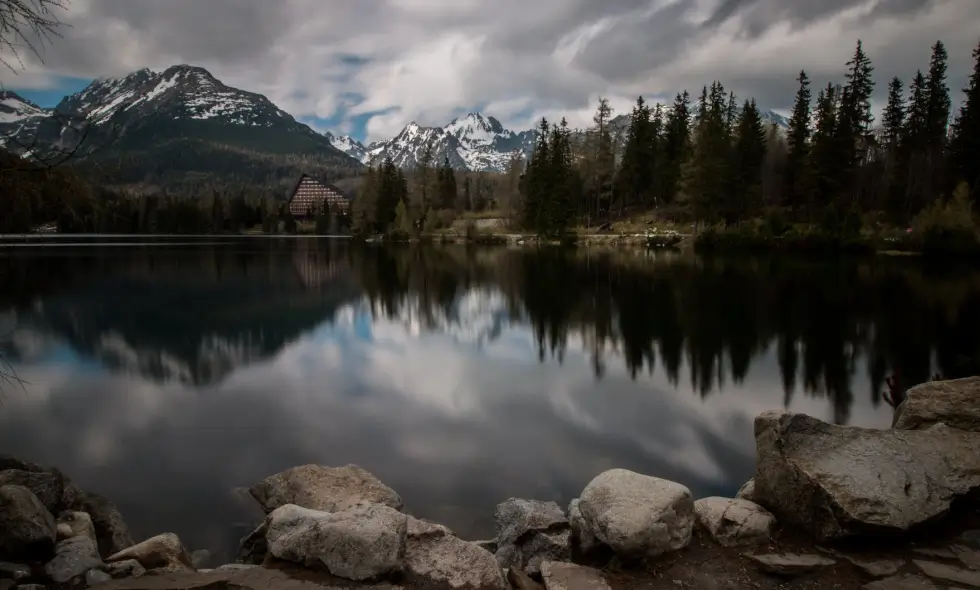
[5,0,978,138]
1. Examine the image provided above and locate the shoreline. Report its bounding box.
[2,378,980,589]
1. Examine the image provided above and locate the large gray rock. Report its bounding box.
[567,499,596,553]
[540,561,610,590]
[404,516,506,590]
[72,491,133,558]
[44,536,103,584]
[913,560,980,587]
[753,411,980,540]
[746,553,836,576]
[493,499,570,575]
[893,376,980,433]
[693,497,775,547]
[735,479,758,503]
[104,559,145,578]
[249,464,403,514]
[265,503,407,581]
[106,533,194,573]
[237,520,268,565]
[495,499,566,546]
[578,469,694,558]
[0,484,56,561]
[0,561,30,581]
[56,511,98,544]
[0,471,66,516]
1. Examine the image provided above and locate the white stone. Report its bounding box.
[693,497,775,547]
[578,469,694,557]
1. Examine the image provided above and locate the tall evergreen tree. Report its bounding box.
[949,40,980,202]
[838,40,875,204]
[436,157,458,210]
[810,83,841,217]
[785,70,812,211]
[924,40,952,199]
[661,91,692,203]
[615,97,655,213]
[686,81,730,223]
[882,76,906,216]
[728,99,768,223]
[903,70,931,214]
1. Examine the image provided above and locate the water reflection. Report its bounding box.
[2,240,978,560]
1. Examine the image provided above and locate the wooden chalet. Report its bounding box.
[288,174,350,219]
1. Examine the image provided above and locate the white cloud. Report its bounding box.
[3,0,977,142]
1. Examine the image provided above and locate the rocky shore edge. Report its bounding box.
[3,377,980,590]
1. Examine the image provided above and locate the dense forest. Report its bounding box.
[3,38,979,243]
[355,38,980,249]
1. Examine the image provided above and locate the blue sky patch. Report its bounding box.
[8,75,93,107]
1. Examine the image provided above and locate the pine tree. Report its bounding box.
[949,40,980,202]
[580,98,615,224]
[351,164,378,235]
[521,118,551,231]
[728,99,768,223]
[838,40,875,204]
[661,91,692,203]
[436,156,457,210]
[614,96,655,214]
[810,83,841,218]
[903,70,931,214]
[882,76,906,217]
[686,81,730,223]
[785,70,812,211]
[924,40,951,200]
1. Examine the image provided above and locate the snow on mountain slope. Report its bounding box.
[328,113,535,172]
[57,65,308,130]
[0,90,50,148]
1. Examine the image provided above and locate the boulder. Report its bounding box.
[567,499,596,553]
[507,568,544,590]
[493,499,570,575]
[86,568,112,586]
[104,559,146,578]
[106,533,194,573]
[0,484,56,561]
[237,520,268,565]
[474,539,497,553]
[753,411,980,540]
[746,553,836,576]
[0,561,30,581]
[735,479,758,503]
[577,469,694,558]
[56,511,98,544]
[0,456,45,473]
[0,471,65,516]
[72,491,134,558]
[495,499,567,546]
[540,562,610,590]
[265,503,406,581]
[249,464,403,514]
[893,376,980,433]
[43,536,103,584]
[693,497,775,547]
[404,516,506,590]
[913,560,980,587]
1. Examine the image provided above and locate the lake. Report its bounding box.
[2,237,978,562]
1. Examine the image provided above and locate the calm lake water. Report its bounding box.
[2,237,978,561]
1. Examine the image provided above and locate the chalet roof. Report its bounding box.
[289,173,351,200]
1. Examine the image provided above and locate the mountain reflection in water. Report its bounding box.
[2,238,979,561]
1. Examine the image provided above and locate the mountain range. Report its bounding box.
[1,64,792,191]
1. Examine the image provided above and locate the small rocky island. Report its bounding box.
[3,377,980,590]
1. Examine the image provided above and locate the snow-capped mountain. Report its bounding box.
[328,106,789,173]
[0,90,50,149]
[2,65,360,191]
[328,113,536,173]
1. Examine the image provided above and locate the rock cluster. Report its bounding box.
[2,376,978,590]
[0,455,135,589]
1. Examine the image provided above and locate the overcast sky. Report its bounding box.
[3,0,979,143]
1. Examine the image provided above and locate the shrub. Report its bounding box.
[912,182,979,255]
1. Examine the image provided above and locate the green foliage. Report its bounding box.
[519,117,581,238]
[912,182,979,255]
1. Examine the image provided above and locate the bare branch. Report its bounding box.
[0,0,69,72]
